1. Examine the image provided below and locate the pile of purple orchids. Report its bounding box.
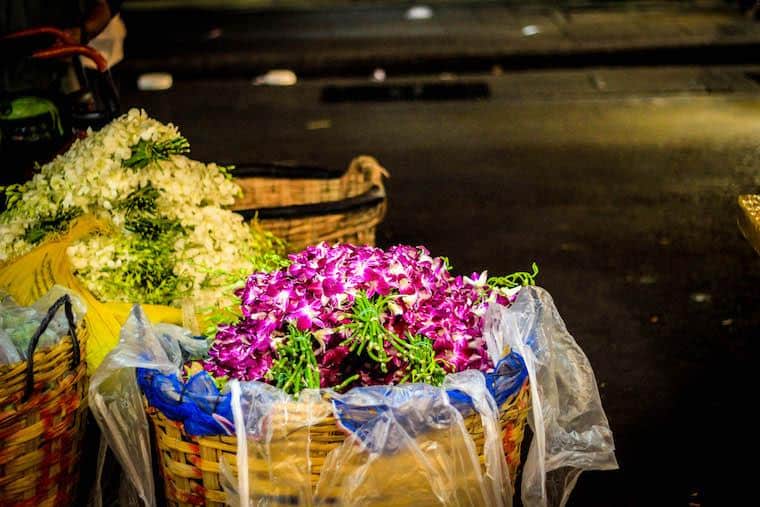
[204,243,537,394]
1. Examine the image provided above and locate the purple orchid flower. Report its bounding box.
[205,242,521,388]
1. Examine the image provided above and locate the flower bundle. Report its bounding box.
[0,109,283,309]
[205,243,537,394]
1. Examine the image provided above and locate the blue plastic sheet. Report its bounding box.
[137,369,234,435]
[136,350,527,438]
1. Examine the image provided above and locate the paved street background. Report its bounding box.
[121,1,760,76]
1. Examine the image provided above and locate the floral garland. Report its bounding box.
[205,243,538,394]
[0,109,283,309]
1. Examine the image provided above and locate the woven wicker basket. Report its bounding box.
[146,381,530,507]
[231,156,388,251]
[738,194,760,256]
[0,295,88,507]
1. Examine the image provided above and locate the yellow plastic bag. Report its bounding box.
[0,216,183,373]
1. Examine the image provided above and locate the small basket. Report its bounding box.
[231,156,388,251]
[0,296,88,507]
[738,194,760,256]
[145,381,530,507]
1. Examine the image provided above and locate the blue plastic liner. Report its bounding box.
[333,352,528,434]
[138,351,528,437]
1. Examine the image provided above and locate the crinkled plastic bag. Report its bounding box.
[484,287,618,507]
[31,284,88,336]
[0,285,87,361]
[0,329,21,364]
[318,372,509,507]
[220,382,331,507]
[153,322,210,361]
[88,306,212,507]
[88,306,180,507]
[221,372,510,507]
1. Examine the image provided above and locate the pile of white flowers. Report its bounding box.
[0,109,281,309]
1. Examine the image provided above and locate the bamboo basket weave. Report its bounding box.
[146,381,530,507]
[738,194,760,256]
[0,295,88,507]
[232,156,388,251]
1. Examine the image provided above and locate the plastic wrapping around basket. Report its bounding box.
[145,378,530,507]
[90,289,617,507]
[137,349,530,506]
[231,156,388,251]
[0,295,88,507]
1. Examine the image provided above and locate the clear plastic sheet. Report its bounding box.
[0,285,87,363]
[153,322,211,360]
[0,328,21,363]
[483,286,618,507]
[88,305,179,507]
[221,382,331,507]
[30,284,88,334]
[222,379,510,507]
[316,376,508,507]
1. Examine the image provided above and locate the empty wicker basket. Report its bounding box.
[231,156,388,251]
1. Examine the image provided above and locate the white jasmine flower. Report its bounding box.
[1,109,279,308]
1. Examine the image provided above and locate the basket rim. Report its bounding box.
[139,350,528,441]
[236,184,385,221]
[0,322,86,376]
[230,161,347,181]
[144,378,531,438]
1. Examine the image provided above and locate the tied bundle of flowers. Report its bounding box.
[0,109,284,309]
[205,243,538,394]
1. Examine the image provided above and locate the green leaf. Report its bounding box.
[123,136,190,170]
[118,184,184,241]
[22,206,82,244]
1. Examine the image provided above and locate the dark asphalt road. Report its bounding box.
[119,65,760,505]
[119,1,760,77]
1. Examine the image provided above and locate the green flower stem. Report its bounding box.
[22,206,82,244]
[339,291,448,385]
[340,292,395,372]
[266,288,462,392]
[267,325,320,395]
[488,262,539,289]
[1,182,26,210]
[117,183,161,214]
[104,235,189,304]
[123,136,190,169]
[389,333,447,386]
[333,374,360,392]
[102,184,190,304]
[118,183,184,241]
